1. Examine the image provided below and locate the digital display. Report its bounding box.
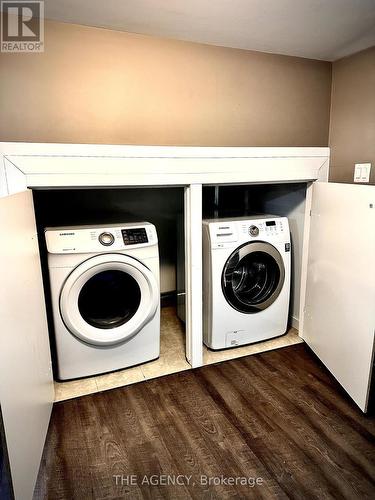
[122,228,148,245]
[266,221,276,226]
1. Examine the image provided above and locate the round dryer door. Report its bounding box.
[222,241,285,314]
[60,254,159,346]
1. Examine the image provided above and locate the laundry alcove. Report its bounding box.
[33,186,189,400]
[200,182,308,365]
[32,180,311,401]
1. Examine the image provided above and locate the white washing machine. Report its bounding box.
[203,215,291,349]
[45,222,160,380]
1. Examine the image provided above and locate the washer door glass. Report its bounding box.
[222,241,285,313]
[60,254,159,346]
[78,270,141,329]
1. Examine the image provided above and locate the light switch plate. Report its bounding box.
[354,163,371,183]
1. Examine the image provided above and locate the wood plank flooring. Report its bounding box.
[34,344,375,500]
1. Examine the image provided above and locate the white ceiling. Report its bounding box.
[42,0,375,61]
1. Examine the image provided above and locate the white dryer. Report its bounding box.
[203,215,291,349]
[46,222,160,380]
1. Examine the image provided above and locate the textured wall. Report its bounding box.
[329,46,375,184]
[0,19,331,146]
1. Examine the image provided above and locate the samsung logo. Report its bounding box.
[59,232,75,236]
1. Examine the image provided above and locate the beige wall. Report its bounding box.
[329,46,375,184]
[0,19,331,146]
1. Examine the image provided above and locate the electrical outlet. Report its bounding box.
[354,163,371,183]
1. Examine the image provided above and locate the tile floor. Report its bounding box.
[54,306,303,402]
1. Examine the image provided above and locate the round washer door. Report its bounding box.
[60,254,159,346]
[222,241,285,314]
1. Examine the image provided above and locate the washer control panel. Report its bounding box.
[244,218,285,238]
[45,223,157,254]
[207,216,289,249]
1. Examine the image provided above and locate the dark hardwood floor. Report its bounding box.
[34,344,375,499]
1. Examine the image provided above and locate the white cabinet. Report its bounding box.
[0,190,54,500]
[302,182,375,412]
[0,144,373,498]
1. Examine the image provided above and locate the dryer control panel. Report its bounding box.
[45,223,157,254]
[121,227,149,245]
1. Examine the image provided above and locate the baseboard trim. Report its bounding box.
[291,316,299,331]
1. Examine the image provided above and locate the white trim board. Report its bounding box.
[0,143,329,194]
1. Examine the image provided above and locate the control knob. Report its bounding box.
[98,232,115,246]
[249,225,259,237]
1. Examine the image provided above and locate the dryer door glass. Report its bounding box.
[60,254,159,346]
[78,270,141,329]
[222,242,285,313]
